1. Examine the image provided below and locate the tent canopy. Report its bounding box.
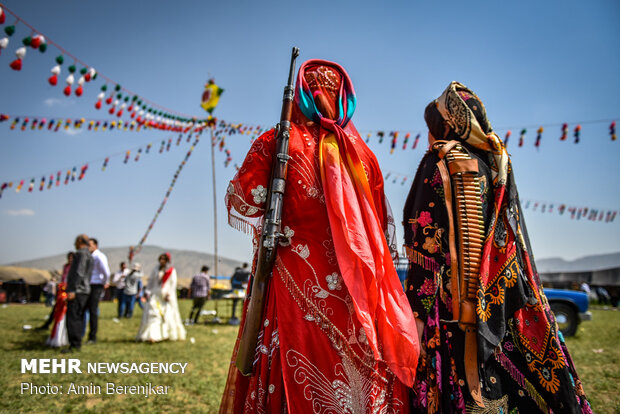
[0,266,54,285]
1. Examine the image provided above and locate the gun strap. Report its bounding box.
[434,140,485,408]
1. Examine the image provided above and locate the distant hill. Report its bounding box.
[536,252,620,273]
[8,245,248,287]
[9,246,620,281]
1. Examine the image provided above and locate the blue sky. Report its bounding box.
[0,0,618,270]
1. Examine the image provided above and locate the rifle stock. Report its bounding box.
[235,47,300,376]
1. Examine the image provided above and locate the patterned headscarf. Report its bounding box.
[434,81,509,186]
[296,60,356,127]
[296,59,419,387]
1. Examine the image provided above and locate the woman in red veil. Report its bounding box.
[219,60,419,413]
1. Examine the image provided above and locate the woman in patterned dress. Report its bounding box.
[403,81,591,413]
[219,60,419,413]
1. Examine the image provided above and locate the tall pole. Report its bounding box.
[210,125,219,277]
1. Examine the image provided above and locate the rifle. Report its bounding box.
[235,46,300,376]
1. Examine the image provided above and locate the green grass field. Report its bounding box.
[0,301,618,413]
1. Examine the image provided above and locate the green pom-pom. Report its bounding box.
[101,85,108,91]
[132,95,138,101]
[68,65,76,73]
[4,26,16,36]
[141,104,146,110]
[38,43,47,53]
[80,67,87,75]
[22,36,32,46]
[115,84,121,91]
[124,96,129,102]
[116,93,122,99]
[56,55,64,65]
[137,100,143,106]
[92,73,97,80]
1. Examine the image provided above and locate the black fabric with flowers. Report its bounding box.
[402,147,590,413]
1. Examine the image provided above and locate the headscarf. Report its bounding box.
[432,81,509,186]
[296,59,419,387]
[429,81,572,396]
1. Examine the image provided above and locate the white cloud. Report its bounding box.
[63,128,84,136]
[44,98,63,107]
[43,98,74,107]
[5,209,35,216]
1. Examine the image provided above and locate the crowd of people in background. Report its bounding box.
[34,234,252,351]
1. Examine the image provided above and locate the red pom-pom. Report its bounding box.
[84,73,91,82]
[63,85,71,96]
[95,100,102,110]
[30,36,42,49]
[105,96,113,105]
[116,109,123,117]
[0,11,5,25]
[9,58,22,71]
[48,74,58,86]
[75,85,83,97]
[108,107,115,115]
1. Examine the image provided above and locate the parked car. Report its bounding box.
[544,288,592,337]
[396,262,591,337]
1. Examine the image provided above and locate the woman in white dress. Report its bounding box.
[136,252,186,342]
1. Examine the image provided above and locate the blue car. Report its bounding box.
[544,288,592,337]
[396,265,591,337]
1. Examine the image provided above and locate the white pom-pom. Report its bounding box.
[15,46,26,59]
[78,76,85,85]
[51,64,61,75]
[0,37,8,49]
[89,68,96,77]
[97,92,105,99]
[66,73,75,85]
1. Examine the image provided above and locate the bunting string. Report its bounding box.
[0,3,204,122]
[0,113,209,133]
[0,129,203,199]
[128,135,202,261]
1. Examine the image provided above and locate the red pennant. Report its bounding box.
[48,74,58,86]
[9,58,22,71]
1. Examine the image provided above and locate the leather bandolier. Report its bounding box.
[433,140,486,408]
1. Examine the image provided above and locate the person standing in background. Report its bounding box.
[85,238,110,344]
[188,265,211,325]
[136,252,186,342]
[63,234,93,353]
[112,262,129,319]
[121,262,143,318]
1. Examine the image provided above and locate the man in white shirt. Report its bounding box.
[86,238,110,344]
[112,262,130,318]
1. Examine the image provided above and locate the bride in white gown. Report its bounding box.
[136,252,186,342]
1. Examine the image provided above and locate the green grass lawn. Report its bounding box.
[0,301,618,413]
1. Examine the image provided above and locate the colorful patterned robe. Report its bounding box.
[403,147,591,414]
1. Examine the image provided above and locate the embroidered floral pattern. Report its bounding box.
[251,185,267,204]
[326,272,342,291]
